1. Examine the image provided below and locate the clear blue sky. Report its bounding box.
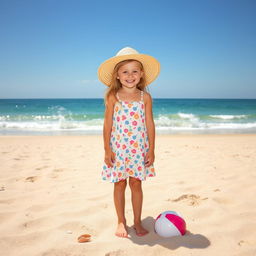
[0,0,255,99]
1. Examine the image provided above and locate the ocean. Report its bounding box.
[0,98,256,135]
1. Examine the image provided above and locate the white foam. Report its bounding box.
[210,114,246,120]
[1,113,256,135]
[178,112,197,119]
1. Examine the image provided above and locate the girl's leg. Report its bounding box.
[113,179,128,237]
[129,177,149,236]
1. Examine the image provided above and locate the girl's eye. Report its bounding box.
[133,71,138,73]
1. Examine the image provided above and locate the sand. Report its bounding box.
[0,134,255,256]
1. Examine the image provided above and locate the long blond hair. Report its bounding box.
[103,59,149,106]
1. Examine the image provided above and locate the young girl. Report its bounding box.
[98,47,160,238]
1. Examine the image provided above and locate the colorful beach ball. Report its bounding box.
[154,211,186,237]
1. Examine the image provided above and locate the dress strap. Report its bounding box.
[140,90,144,102]
[116,92,121,102]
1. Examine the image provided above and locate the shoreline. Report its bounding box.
[0,133,256,138]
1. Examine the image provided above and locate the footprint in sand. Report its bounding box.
[238,240,245,246]
[169,194,208,206]
[25,176,38,182]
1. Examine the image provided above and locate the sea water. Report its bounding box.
[0,98,256,135]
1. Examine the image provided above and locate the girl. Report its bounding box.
[98,47,160,238]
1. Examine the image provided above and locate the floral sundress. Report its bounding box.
[102,90,156,183]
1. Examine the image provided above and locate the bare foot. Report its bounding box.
[133,222,149,236]
[115,222,128,238]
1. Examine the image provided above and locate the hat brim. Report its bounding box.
[97,54,160,87]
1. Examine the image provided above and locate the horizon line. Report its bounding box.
[0,97,256,100]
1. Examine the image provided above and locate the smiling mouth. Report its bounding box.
[126,80,135,83]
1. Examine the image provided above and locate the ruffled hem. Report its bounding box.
[101,159,156,183]
[101,172,156,183]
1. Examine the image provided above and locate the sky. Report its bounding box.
[0,0,255,99]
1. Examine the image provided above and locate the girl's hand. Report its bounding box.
[145,150,155,167]
[104,149,115,168]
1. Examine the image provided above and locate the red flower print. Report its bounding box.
[122,144,126,149]
[131,149,136,154]
[130,140,134,145]
[130,111,135,116]
[122,115,126,120]
[124,128,128,133]
[132,121,137,126]
[117,116,120,122]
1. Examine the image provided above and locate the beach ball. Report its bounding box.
[154,211,186,237]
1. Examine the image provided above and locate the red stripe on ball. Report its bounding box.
[165,213,186,235]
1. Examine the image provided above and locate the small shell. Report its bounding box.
[77,233,91,243]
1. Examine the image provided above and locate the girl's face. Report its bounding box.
[117,61,143,89]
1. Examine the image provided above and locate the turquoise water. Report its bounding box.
[0,98,256,135]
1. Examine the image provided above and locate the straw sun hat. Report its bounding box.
[97,47,160,87]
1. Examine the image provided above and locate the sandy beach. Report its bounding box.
[0,134,255,256]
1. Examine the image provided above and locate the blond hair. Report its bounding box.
[103,59,149,106]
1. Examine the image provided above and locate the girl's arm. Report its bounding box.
[144,92,155,153]
[103,95,115,152]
